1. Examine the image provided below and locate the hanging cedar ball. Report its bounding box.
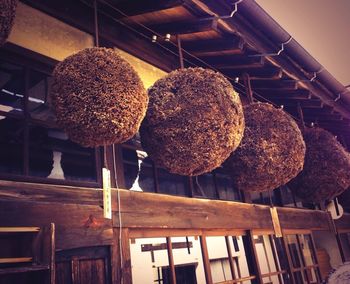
[225,102,306,192]
[51,47,148,147]
[0,0,18,46]
[140,67,245,176]
[288,127,350,203]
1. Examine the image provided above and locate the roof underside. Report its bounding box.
[21,0,350,149]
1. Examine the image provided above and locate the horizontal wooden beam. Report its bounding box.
[99,0,184,18]
[250,80,298,91]
[182,37,244,55]
[113,189,332,231]
[203,55,264,69]
[225,66,283,80]
[265,98,323,109]
[149,18,218,35]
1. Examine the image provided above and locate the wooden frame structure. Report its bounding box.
[1,0,350,283]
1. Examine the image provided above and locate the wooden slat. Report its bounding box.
[0,227,40,233]
[204,55,265,69]
[149,18,218,34]
[101,0,185,18]
[182,37,244,55]
[225,66,283,80]
[0,264,49,275]
[0,180,102,206]
[251,80,298,91]
[0,257,32,264]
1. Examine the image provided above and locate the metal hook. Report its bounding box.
[218,0,244,19]
[249,36,292,57]
[334,93,341,102]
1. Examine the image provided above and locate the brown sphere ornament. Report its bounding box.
[0,0,18,46]
[288,127,350,202]
[140,67,245,176]
[225,102,306,192]
[51,47,148,147]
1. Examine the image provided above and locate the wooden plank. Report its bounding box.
[0,227,40,233]
[279,207,330,231]
[0,180,102,206]
[250,80,298,91]
[0,265,49,275]
[182,37,244,55]
[113,190,331,231]
[149,18,218,34]
[203,55,265,69]
[0,257,32,264]
[100,0,185,18]
[0,200,113,250]
[225,66,283,80]
[113,189,274,230]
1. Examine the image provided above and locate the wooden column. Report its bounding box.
[166,237,177,284]
[113,228,132,284]
[200,236,213,284]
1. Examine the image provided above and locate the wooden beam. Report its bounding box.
[203,55,265,69]
[250,80,298,91]
[0,180,103,206]
[257,89,310,98]
[182,37,244,55]
[149,18,218,35]
[265,98,324,109]
[225,66,283,80]
[112,189,331,231]
[100,0,184,18]
[0,200,113,250]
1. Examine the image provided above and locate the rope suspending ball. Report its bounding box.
[288,127,350,203]
[225,102,306,192]
[140,67,245,176]
[51,47,148,147]
[0,0,18,46]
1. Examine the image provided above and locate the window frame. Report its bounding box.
[0,44,102,188]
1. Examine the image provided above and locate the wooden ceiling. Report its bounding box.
[22,0,350,149]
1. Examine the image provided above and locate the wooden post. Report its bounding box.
[242,72,254,104]
[113,228,132,284]
[200,236,213,284]
[225,236,237,280]
[166,237,177,284]
[281,234,296,284]
[177,35,184,69]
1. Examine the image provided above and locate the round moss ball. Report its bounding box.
[225,102,306,192]
[140,67,245,176]
[289,127,350,203]
[0,0,18,46]
[51,47,148,147]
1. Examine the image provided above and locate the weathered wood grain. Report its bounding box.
[0,200,113,250]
